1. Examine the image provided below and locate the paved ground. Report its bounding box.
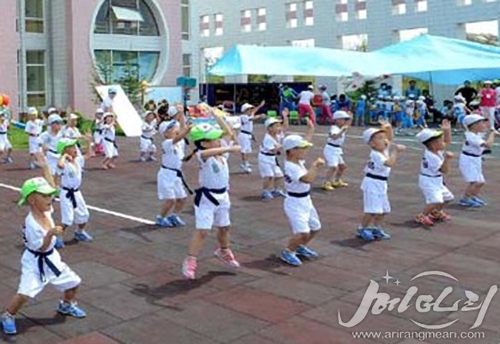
[1,125,500,344]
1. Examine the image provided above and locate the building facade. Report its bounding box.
[182,0,500,95]
[0,0,182,116]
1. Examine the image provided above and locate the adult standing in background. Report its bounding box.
[297,85,316,124]
[319,85,332,124]
[455,80,478,107]
[479,80,497,130]
[101,87,117,113]
[404,80,421,99]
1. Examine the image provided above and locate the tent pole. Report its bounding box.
[429,72,434,96]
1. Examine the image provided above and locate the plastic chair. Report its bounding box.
[289,110,299,125]
[267,110,278,118]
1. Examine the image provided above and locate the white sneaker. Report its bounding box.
[139,156,147,163]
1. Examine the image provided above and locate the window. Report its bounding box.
[398,27,428,41]
[25,0,44,33]
[182,54,192,77]
[355,0,367,19]
[95,50,160,82]
[392,0,407,15]
[457,0,472,5]
[304,1,314,26]
[94,0,159,36]
[257,8,267,31]
[336,0,348,22]
[26,50,46,106]
[241,10,251,33]
[181,0,189,40]
[286,3,298,28]
[415,0,427,12]
[341,34,368,51]
[290,39,315,47]
[215,13,223,36]
[200,15,210,37]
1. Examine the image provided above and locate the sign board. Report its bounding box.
[96,85,142,137]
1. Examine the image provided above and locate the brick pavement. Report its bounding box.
[1,125,500,343]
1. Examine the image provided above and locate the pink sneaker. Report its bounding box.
[415,214,434,226]
[214,248,240,268]
[182,257,197,280]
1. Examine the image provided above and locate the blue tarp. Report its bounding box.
[209,35,500,85]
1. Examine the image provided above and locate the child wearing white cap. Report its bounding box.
[414,120,454,226]
[322,110,351,191]
[453,95,470,130]
[258,109,289,200]
[238,100,265,173]
[0,111,13,164]
[62,114,85,166]
[25,107,44,169]
[40,114,64,177]
[92,108,105,156]
[458,114,498,207]
[156,113,192,228]
[280,125,325,266]
[1,153,85,336]
[140,111,159,162]
[414,100,428,129]
[101,112,118,169]
[357,120,406,242]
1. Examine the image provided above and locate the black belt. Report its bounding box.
[260,152,276,156]
[29,133,39,137]
[366,173,388,181]
[420,173,442,178]
[141,135,154,141]
[288,191,310,198]
[0,131,6,135]
[27,248,61,282]
[161,165,193,194]
[462,151,481,158]
[240,130,252,135]
[62,187,80,208]
[94,129,103,134]
[105,137,118,148]
[327,143,341,148]
[49,149,58,154]
[194,187,227,207]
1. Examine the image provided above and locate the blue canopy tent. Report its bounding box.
[373,35,500,85]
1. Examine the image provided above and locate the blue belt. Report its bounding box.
[194,187,227,207]
[288,191,310,198]
[62,187,80,208]
[161,165,193,194]
[27,248,61,282]
[366,173,388,181]
[462,151,481,158]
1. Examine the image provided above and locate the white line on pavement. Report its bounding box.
[0,183,155,225]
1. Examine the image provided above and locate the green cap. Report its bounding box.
[189,123,224,142]
[57,138,78,154]
[18,177,57,206]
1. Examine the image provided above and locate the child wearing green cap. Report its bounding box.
[182,110,241,280]
[1,154,85,335]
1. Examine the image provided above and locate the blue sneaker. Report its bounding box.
[57,301,86,318]
[156,215,173,228]
[272,190,287,198]
[356,227,375,242]
[262,191,274,201]
[280,250,302,266]
[372,227,391,240]
[74,230,93,242]
[296,245,319,259]
[169,214,186,227]
[55,237,65,248]
[472,196,488,206]
[459,197,482,208]
[1,313,16,335]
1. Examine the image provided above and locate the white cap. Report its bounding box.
[307,85,314,90]
[463,114,487,127]
[416,128,443,144]
[68,113,79,120]
[484,80,493,84]
[143,110,154,118]
[418,96,426,101]
[241,103,254,113]
[333,110,351,120]
[27,107,38,115]
[48,107,58,114]
[159,120,178,134]
[95,108,104,114]
[363,128,384,144]
[360,95,367,99]
[416,100,425,105]
[283,134,313,151]
[167,106,178,117]
[393,96,400,101]
[47,114,63,125]
[454,94,465,101]
[103,112,114,119]
[265,118,281,128]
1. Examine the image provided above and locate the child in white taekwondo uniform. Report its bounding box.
[156,115,192,228]
[25,107,44,169]
[357,121,406,242]
[238,101,266,173]
[281,124,326,266]
[322,110,351,191]
[101,112,118,169]
[140,110,158,162]
[258,109,289,200]
[458,114,498,208]
[0,110,13,163]
[1,155,85,336]
[181,111,241,280]
[55,137,93,248]
[414,120,455,226]
[40,114,64,177]
[93,108,105,155]
[62,113,85,166]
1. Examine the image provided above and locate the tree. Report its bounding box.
[466,33,499,46]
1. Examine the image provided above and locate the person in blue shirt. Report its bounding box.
[335,94,351,112]
[279,85,298,113]
[354,95,367,126]
[404,80,422,99]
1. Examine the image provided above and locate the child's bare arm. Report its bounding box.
[384,144,406,167]
[281,108,289,132]
[299,158,325,184]
[439,151,454,174]
[441,119,452,145]
[379,119,393,141]
[34,153,57,188]
[484,130,498,148]
[304,118,315,143]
